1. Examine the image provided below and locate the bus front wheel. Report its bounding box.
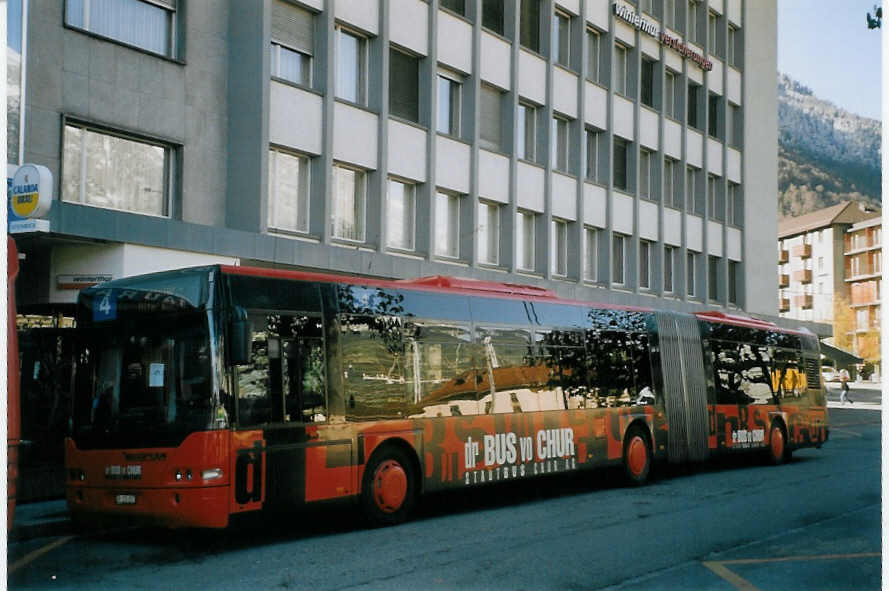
[360,445,417,527]
[623,426,651,486]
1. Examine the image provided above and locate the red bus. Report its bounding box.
[8,237,20,530]
[66,266,829,528]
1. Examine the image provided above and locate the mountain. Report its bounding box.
[777,73,881,218]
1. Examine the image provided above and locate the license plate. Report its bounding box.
[115,494,136,505]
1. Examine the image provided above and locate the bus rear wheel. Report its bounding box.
[360,445,417,527]
[766,422,791,465]
[623,426,651,486]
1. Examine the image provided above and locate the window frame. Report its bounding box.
[587,27,602,84]
[639,240,651,290]
[551,114,570,172]
[584,226,598,282]
[585,127,602,183]
[268,147,311,235]
[517,210,537,272]
[331,163,367,243]
[434,190,461,259]
[517,101,538,162]
[639,149,652,200]
[64,0,177,59]
[614,43,629,97]
[687,251,697,297]
[612,233,626,286]
[62,121,175,218]
[271,42,312,87]
[478,200,501,266]
[386,177,417,251]
[437,70,463,137]
[613,137,629,192]
[551,218,568,277]
[664,245,675,293]
[335,26,368,106]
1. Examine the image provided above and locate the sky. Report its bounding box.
[778,0,882,120]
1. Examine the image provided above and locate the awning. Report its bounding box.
[819,342,863,365]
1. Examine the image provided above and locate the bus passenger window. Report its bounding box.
[476,327,543,413]
[537,329,588,410]
[341,314,405,420]
[236,314,273,426]
[405,322,478,417]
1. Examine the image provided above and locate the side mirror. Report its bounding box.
[228,307,251,366]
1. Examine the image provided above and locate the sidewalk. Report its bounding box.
[9,499,71,542]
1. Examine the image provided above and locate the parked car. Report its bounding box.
[821,367,839,382]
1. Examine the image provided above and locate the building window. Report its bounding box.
[518,102,537,161]
[268,149,310,233]
[553,9,572,68]
[336,27,367,105]
[517,210,536,271]
[664,245,675,292]
[552,219,568,276]
[688,0,702,44]
[639,149,652,200]
[818,256,824,272]
[727,182,740,226]
[664,158,679,208]
[708,255,720,300]
[728,261,739,304]
[728,103,742,148]
[478,201,500,265]
[390,48,420,123]
[62,123,172,217]
[639,240,651,289]
[687,251,697,297]
[434,191,460,258]
[665,0,677,29]
[708,11,721,57]
[519,0,540,53]
[479,84,504,151]
[708,174,721,220]
[551,115,570,172]
[727,25,739,67]
[614,138,628,191]
[437,73,461,136]
[482,0,505,35]
[270,0,313,87]
[587,28,602,84]
[584,227,598,281]
[615,43,628,96]
[708,93,721,139]
[440,0,465,15]
[387,178,416,251]
[686,166,697,214]
[332,164,366,242]
[857,309,868,330]
[613,233,626,285]
[586,127,602,182]
[665,70,678,119]
[65,0,175,57]
[688,83,700,129]
[641,58,655,108]
[640,0,654,14]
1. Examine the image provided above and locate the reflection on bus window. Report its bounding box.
[341,314,406,420]
[405,322,478,417]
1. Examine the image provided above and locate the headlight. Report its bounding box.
[202,468,223,481]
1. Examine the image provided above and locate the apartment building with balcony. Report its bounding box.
[845,216,882,371]
[778,201,880,326]
[8,0,779,319]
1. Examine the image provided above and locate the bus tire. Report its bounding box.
[360,445,417,527]
[623,425,651,486]
[766,422,791,465]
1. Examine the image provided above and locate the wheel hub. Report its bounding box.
[373,460,407,513]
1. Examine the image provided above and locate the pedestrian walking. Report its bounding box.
[839,368,852,404]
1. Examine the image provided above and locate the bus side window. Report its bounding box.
[404,322,478,417]
[281,315,327,422]
[235,314,272,426]
[341,314,405,420]
[586,330,636,407]
[537,328,587,410]
[476,327,538,414]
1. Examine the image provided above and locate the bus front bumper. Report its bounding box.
[67,484,230,529]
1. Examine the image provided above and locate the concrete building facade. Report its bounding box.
[844,216,882,372]
[9,0,780,319]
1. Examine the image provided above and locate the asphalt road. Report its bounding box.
[9,407,880,591]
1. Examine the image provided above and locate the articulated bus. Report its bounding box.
[66,266,828,528]
[8,237,20,530]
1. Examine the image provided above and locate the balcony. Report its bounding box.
[791,244,812,258]
[778,249,789,264]
[792,294,813,309]
[778,273,789,288]
[779,297,790,312]
[792,269,812,283]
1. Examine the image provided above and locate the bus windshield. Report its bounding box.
[73,312,216,449]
